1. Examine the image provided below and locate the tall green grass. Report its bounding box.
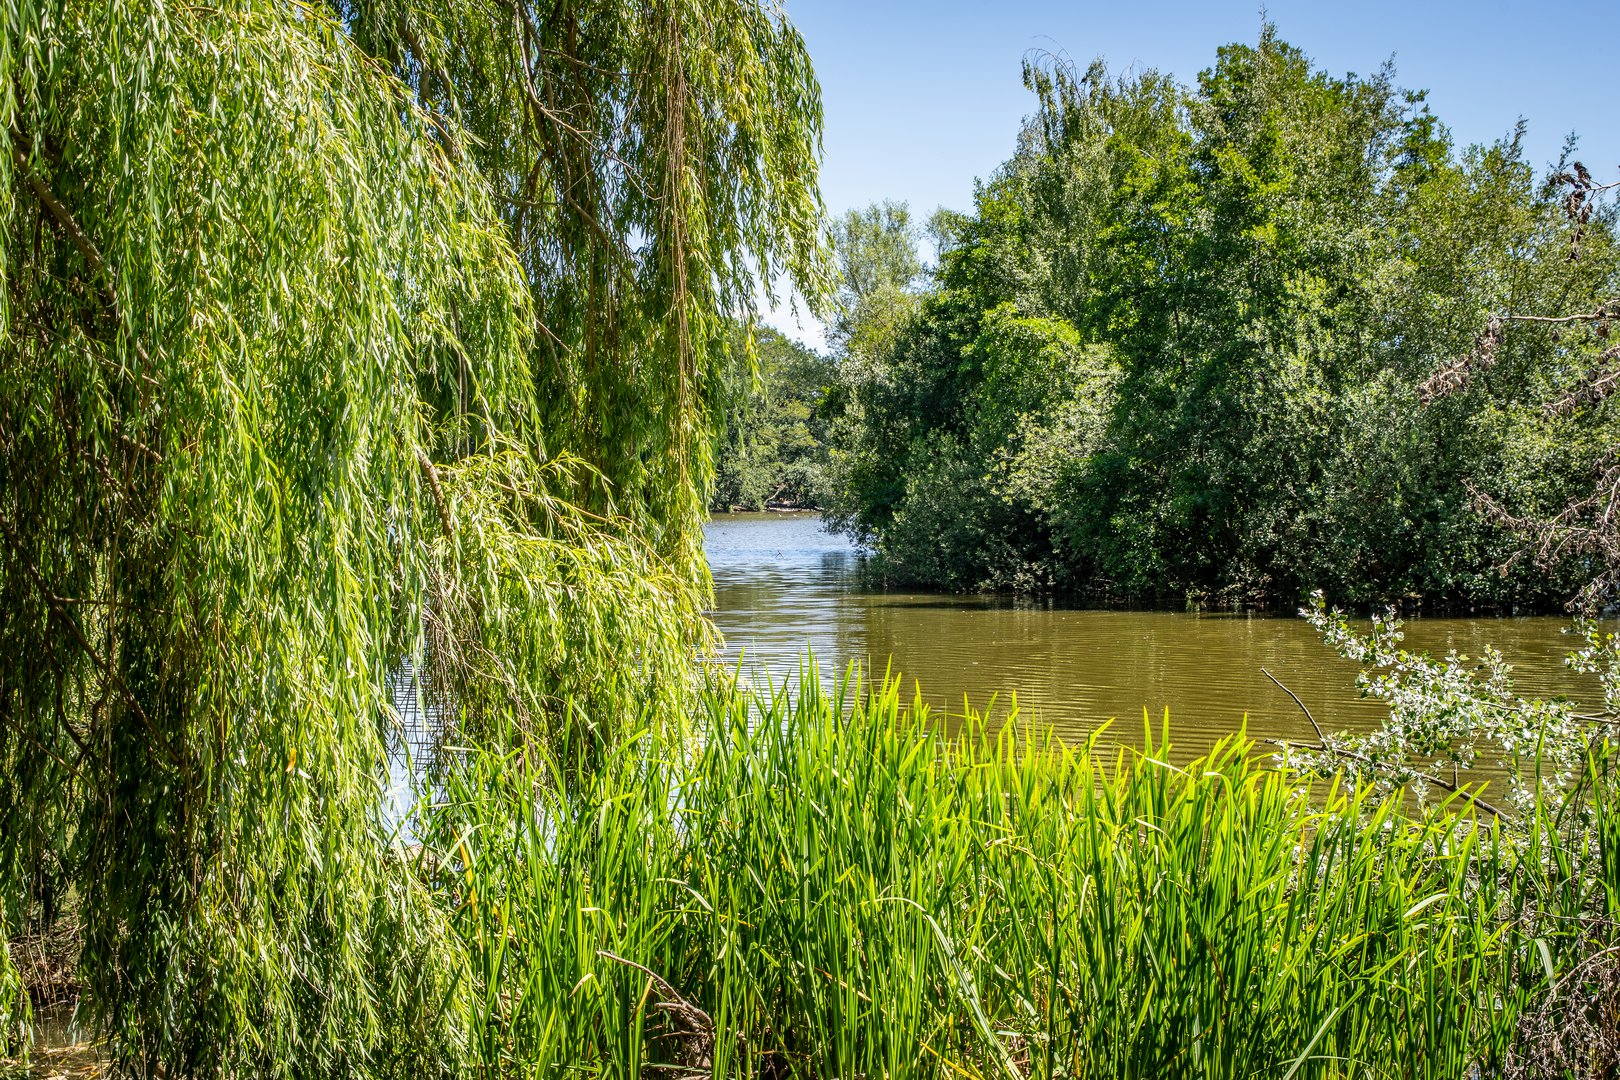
[420,670,1586,1078]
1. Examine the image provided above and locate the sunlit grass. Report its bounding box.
[422,667,1580,1077]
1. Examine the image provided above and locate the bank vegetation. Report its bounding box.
[3,2,1620,1077]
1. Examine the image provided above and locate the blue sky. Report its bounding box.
[767,0,1619,344]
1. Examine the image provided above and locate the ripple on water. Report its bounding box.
[704,512,1606,760]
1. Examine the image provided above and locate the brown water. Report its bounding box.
[705,512,1604,756]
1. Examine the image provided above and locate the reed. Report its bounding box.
[421,668,1588,1078]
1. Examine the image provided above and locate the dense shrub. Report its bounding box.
[823,31,1620,608]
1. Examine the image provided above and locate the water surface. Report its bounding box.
[705,512,1602,755]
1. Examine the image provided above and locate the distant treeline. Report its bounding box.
[709,329,835,511]
[736,28,1620,608]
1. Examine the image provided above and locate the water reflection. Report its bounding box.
[704,512,1604,756]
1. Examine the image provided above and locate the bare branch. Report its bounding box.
[595,949,714,1065]
[1499,299,1620,326]
[1419,315,1499,404]
[1261,666,1324,742]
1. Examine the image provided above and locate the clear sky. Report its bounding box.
[767,0,1619,345]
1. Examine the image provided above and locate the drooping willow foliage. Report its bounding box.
[0,0,825,1073]
[335,0,831,568]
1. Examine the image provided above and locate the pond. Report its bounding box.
[705,511,1604,758]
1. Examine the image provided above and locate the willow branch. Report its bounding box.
[44,596,165,757]
[21,726,83,784]
[12,142,155,372]
[0,517,175,765]
[11,145,108,284]
[416,448,455,539]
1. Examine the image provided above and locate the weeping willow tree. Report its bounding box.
[336,0,829,569]
[0,0,825,1073]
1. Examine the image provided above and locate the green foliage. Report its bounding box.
[824,303,1111,589]
[0,0,820,1072]
[1301,591,1614,814]
[1294,596,1620,1074]
[429,669,1580,1076]
[824,30,1620,606]
[707,197,934,518]
[0,938,19,1054]
[334,0,833,567]
[0,2,529,1068]
[4,4,1615,1074]
[830,201,923,320]
[710,328,836,510]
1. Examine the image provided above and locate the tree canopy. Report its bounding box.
[710,327,836,510]
[824,30,1620,607]
[0,0,826,1072]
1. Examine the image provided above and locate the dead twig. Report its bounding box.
[1261,667,1324,742]
[595,950,714,1070]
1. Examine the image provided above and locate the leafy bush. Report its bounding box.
[823,31,1620,607]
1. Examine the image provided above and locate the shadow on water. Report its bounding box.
[704,512,1608,761]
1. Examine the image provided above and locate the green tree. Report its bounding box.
[334,0,832,567]
[0,0,826,1072]
[711,328,836,509]
[824,30,1619,607]
[830,201,922,303]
